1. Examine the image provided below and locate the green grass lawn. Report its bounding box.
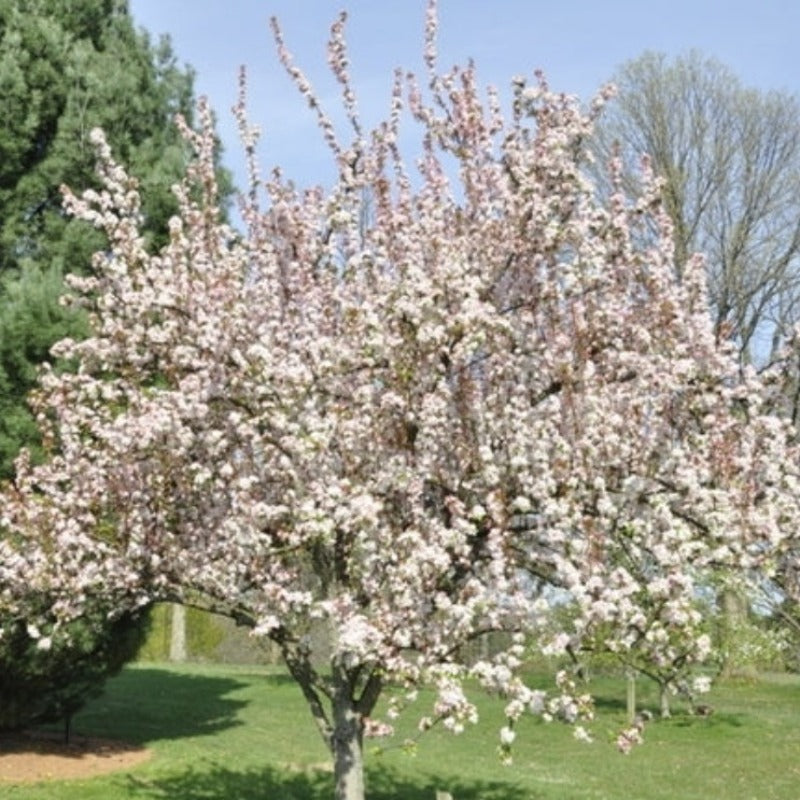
[3,662,799,799]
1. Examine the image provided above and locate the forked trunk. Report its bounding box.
[281,644,379,800]
[332,697,365,800]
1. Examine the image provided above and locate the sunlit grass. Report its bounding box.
[4,662,799,799]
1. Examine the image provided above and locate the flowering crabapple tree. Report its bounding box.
[2,4,799,798]
[745,331,800,634]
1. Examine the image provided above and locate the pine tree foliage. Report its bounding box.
[0,0,229,479]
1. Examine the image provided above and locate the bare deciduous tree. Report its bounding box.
[591,51,800,368]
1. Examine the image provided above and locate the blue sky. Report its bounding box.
[129,1,800,192]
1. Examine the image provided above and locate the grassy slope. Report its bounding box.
[3,663,799,799]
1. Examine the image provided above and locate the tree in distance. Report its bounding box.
[591,50,800,675]
[591,50,800,369]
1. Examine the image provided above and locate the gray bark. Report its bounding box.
[279,636,381,800]
[626,670,637,724]
[332,696,366,800]
[720,587,757,678]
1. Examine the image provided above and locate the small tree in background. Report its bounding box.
[2,5,799,799]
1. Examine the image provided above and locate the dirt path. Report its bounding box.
[0,731,151,784]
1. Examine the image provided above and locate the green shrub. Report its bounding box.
[0,597,149,731]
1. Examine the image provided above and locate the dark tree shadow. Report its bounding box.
[668,711,745,729]
[256,673,300,688]
[125,763,538,800]
[589,694,628,714]
[54,667,250,744]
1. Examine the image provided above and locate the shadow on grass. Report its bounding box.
[68,667,249,744]
[256,673,300,688]
[590,694,628,714]
[125,763,537,800]
[669,711,745,729]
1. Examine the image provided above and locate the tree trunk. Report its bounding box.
[169,603,187,662]
[281,642,379,800]
[659,682,671,718]
[626,670,636,724]
[720,587,755,678]
[332,696,365,800]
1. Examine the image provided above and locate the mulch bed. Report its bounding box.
[0,729,151,783]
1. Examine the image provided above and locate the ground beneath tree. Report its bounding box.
[0,730,151,784]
